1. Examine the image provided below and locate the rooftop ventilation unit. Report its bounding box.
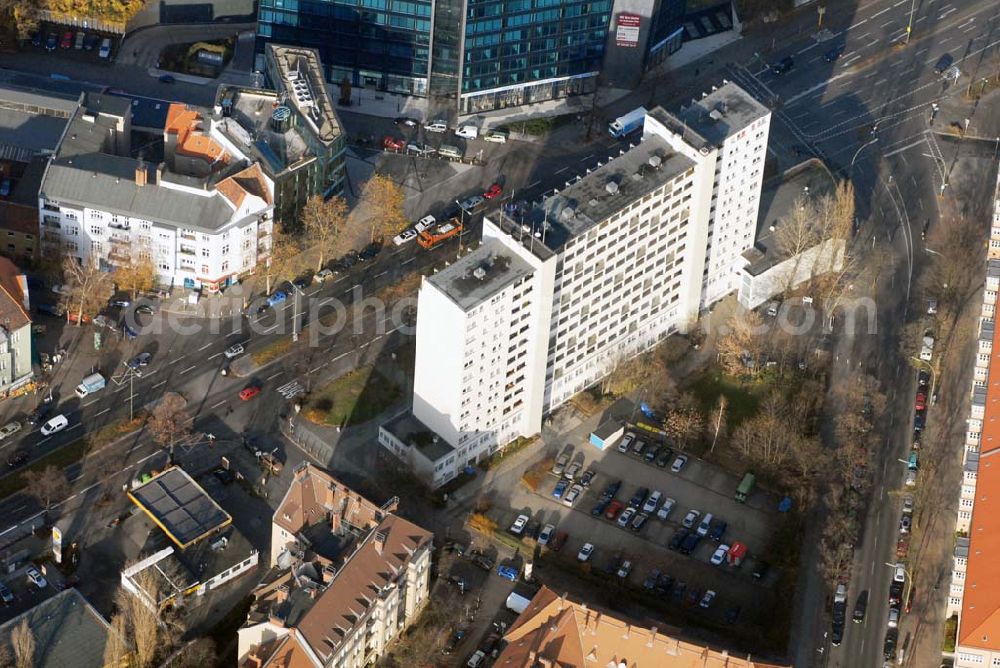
[709,109,723,121]
[472,266,487,280]
[648,155,662,169]
[605,181,619,195]
[271,106,293,133]
[560,207,575,220]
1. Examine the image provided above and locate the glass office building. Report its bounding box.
[460,0,611,113]
[257,0,433,95]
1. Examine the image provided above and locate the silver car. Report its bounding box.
[0,421,21,441]
[224,343,244,359]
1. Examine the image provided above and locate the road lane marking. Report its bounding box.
[332,351,349,362]
[267,371,284,381]
[211,400,227,409]
[402,257,415,265]
[83,398,100,406]
[880,19,894,28]
[227,329,242,337]
[153,380,166,388]
[555,167,568,175]
[198,342,212,351]
[374,271,388,279]
[169,356,186,365]
[208,352,222,360]
[870,6,890,18]
[849,18,867,28]
[180,364,197,375]
[95,408,110,417]
[262,323,279,333]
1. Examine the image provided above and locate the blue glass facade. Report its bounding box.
[256,0,434,94]
[461,0,611,112]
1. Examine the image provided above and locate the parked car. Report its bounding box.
[0,582,13,604]
[618,432,635,453]
[670,454,688,473]
[642,490,662,514]
[26,566,47,589]
[630,512,650,533]
[565,461,581,480]
[591,499,610,516]
[709,519,728,541]
[902,495,914,514]
[617,507,636,528]
[696,513,714,537]
[27,404,51,426]
[699,590,717,608]
[656,497,676,520]
[853,590,869,623]
[643,568,661,590]
[905,470,917,487]
[127,352,152,369]
[884,629,898,660]
[6,451,28,469]
[552,453,569,476]
[59,31,73,49]
[550,531,568,552]
[158,74,176,84]
[382,136,406,151]
[393,228,418,245]
[509,514,529,535]
[644,445,660,464]
[0,421,22,441]
[563,483,583,506]
[0,178,10,197]
[580,469,596,487]
[466,650,487,668]
[893,562,906,583]
[669,529,689,550]
[425,120,448,133]
[224,343,244,359]
[459,195,485,212]
[314,269,335,283]
[496,564,518,582]
[616,560,632,579]
[887,607,899,628]
[552,479,569,499]
[628,487,648,508]
[394,116,420,127]
[655,448,673,467]
[682,509,701,528]
[98,37,111,58]
[577,542,594,562]
[899,515,912,533]
[915,392,926,410]
[484,128,509,143]
[710,544,730,565]
[483,183,503,199]
[601,480,622,501]
[604,500,625,520]
[538,523,555,546]
[679,533,701,555]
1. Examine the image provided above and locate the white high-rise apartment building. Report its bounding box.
[383,82,771,485]
[39,94,273,293]
[645,82,771,306]
[409,236,555,468]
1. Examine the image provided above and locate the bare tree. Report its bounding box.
[61,255,114,325]
[262,223,303,294]
[22,465,69,513]
[10,620,33,668]
[600,352,645,397]
[148,393,191,463]
[709,395,728,454]
[102,614,130,668]
[170,638,217,668]
[664,393,705,450]
[361,174,407,242]
[111,242,157,299]
[717,310,765,376]
[300,195,349,272]
[0,641,13,668]
[114,568,164,668]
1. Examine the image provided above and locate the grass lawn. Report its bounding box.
[687,370,764,429]
[304,365,402,427]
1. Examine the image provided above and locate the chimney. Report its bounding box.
[245,651,263,668]
[135,163,148,186]
[374,530,387,556]
[155,163,164,185]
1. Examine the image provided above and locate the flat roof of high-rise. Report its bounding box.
[427,238,536,311]
[670,81,770,147]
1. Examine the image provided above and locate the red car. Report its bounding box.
[604,500,625,521]
[239,385,261,401]
[483,183,503,199]
[60,31,73,49]
[915,392,926,411]
[382,136,405,151]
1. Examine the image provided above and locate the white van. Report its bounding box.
[41,414,68,436]
[425,120,448,133]
[455,125,479,139]
[438,144,463,159]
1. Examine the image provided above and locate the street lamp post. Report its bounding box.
[905,0,916,44]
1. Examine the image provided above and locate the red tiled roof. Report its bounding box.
[497,586,788,668]
[959,320,1000,648]
[165,104,230,167]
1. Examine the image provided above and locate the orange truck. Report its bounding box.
[417,218,463,249]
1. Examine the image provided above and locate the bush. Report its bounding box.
[943,614,958,652]
[468,513,497,536]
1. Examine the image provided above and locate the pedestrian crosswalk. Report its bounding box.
[277,380,304,400]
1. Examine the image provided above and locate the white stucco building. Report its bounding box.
[39,94,273,293]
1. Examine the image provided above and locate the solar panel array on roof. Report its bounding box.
[129,467,231,548]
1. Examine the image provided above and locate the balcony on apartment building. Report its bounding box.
[109,246,131,263]
[41,216,61,228]
[179,245,197,257]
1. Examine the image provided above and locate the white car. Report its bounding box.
[617,432,635,453]
[902,495,914,514]
[887,608,899,628]
[893,563,906,583]
[414,215,436,233]
[224,343,244,359]
[904,470,917,487]
[710,544,730,566]
[40,414,68,436]
[538,523,555,546]
[509,514,529,535]
[314,269,335,283]
[466,650,486,668]
[563,483,583,506]
[392,228,418,246]
[425,120,448,133]
[0,421,21,441]
[565,461,582,480]
[699,590,717,609]
[682,509,700,529]
[617,507,636,528]
[642,490,662,514]
[455,125,479,139]
[656,497,676,520]
[670,454,688,473]
[577,542,594,562]
[616,560,632,579]
[98,37,111,59]
[25,566,47,589]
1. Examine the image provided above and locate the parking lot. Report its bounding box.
[491,433,785,627]
[22,23,118,65]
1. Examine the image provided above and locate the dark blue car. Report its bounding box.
[496,565,518,582]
